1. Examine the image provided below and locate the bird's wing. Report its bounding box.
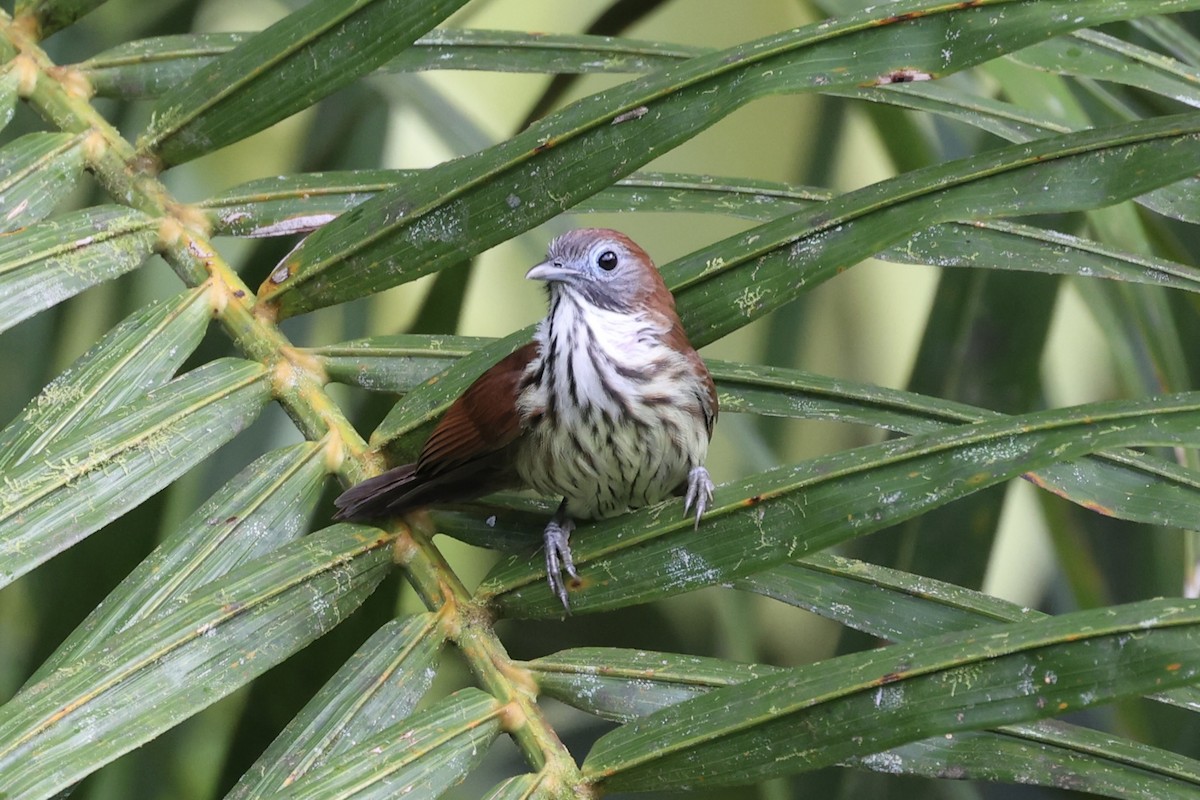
[416,341,540,476]
[664,319,718,438]
[334,342,540,520]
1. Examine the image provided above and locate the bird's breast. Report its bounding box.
[514,298,710,520]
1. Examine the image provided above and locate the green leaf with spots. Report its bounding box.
[0,358,271,589]
[230,613,447,798]
[581,598,1200,790]
[0,131,85,231]
[0,523,394,798]
[258,0,1190,318]
[0,206,159,335]
[140,0,468,165]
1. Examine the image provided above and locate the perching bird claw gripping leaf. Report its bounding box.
[480,390,1200,615]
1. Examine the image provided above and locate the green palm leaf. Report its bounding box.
[4,0,1200,796]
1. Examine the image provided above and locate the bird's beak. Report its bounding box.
[525,261,575,283]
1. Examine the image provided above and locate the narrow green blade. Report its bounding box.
[0,206,159,335]
[1013,29,1200,109]
[81,30,702,99]
[380,28,703,75]
[312,333,491,394]
[13,0,107,38]
[709,360,1200,529]
[846,722,1200,799]
[78,32,251,99]
[230,613,446,798]
[1133,15,1200,65]
[0,358,270,588]
[267,689,503,800]
[530,648,783,723]
[668,111,1200,348]
[581,598,1200,790]
[0,523,394,798]
[258,0,1186,318]
[140,0,467,165]
[480,391,1200,615]
[0,131,85,231]
[0,287,212,471]
[29,442,329,683]
[529,647,1200,799]
[740,555,1200,711]
[744,556,1041,639]
[202,170,409,238]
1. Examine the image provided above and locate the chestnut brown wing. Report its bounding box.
[334,342,539,520]
[663,318,717,438]
[416,341,538,475]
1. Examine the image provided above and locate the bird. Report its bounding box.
[334,229,717,609]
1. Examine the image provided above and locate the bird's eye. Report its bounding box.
[597,250,618,271]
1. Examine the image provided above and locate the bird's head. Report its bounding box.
[526,228,674,314]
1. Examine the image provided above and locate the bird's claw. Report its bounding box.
[544,517,577,611]
[683,465,715,529]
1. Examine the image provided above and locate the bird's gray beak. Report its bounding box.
[525,261,575,283]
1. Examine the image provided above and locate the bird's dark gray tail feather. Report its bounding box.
[332,463,419,520]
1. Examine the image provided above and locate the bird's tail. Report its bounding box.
[332,463,419,521]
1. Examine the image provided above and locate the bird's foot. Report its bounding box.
[683,466,715,528]
[544,515,578,611]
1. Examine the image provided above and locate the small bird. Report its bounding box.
[334,229,717,608]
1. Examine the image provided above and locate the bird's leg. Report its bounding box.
[683,465,715,529]
[544,499,578,610]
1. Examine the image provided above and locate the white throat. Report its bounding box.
[537,293,672,418]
